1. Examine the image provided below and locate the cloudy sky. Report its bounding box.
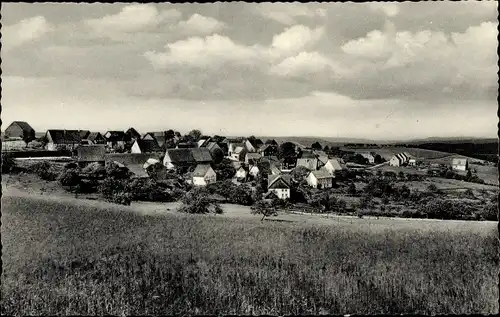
[2,2,498,140]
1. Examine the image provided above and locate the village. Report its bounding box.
[2,120,497,221]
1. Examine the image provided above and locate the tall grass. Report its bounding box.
[1,196,498,315]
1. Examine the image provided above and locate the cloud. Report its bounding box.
[271,25,324,54]
[175,13,226,35]
[338,21,498,100]
[368,3,400,17]
[253,3,326,25]
[269,52,340,78]
[84,4,181,34]
[2,16,53,51]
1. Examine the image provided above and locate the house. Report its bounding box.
[452,158,469,171]
[197,138,211,148]
[176,142,197,149]
[234,166,248,181]
[4,121,36,142]
[245,152,262,165]
[296,152,323,170]
[45,130,82,151]
[131,139,163,154]
[322,158,343,175]
[265,139,278,146]
[306,169,334,189]
[205,142,224,164]
[163,148,213,170]
[389,153,410,167]
[281,157,297,170]
[228,143,245,160]
[2,137,28,151]
[77,145,106,167]
[104,131,128,149]
[360,152,376,164]
[249,165,260,178]
[125,127,142,141]
[267,174,291,200]
[270,165,282,175]
[243,139,257,153]
[258,144,278,157]
[408,158,417,166]
[143,132,168,148]
[192,164,217,186]
[252,138,264,149]
[82,132,106,145]
[79,130,91,140]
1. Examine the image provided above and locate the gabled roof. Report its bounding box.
[134,139,162,153]
[166,148,212,164]
[310,169,334,180]
[191,148,213,162]
[265,139,278,145]
[270,165,281,175]
[197,138,211,148]
[86,132,104,141]
[192,164,213,177]
[300,151,317,159]
[77,145,106,162]
[47,130,82,144]
[268,174,291,189]
[327,158,343,171]
[206,142,221,151]
[79,130,91,139]
[246,152,262,160]
[8,121,35,133]
[126,127,141,139]
[167,149,196,164]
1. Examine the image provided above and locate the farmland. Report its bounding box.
[1,193,498,315]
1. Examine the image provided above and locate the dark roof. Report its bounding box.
[192,164,213,177]
[265,139,278,145]
[47,130,82,144]
[268,174,291,189]
[9,121,35,133]
[105,131,128,142]
[191,148,213,162]
[77,145,106,162]
[87,132,104,141]
[126,127,141,139]
[79,130,91,139]
[177,142,197,148]
[134,139,162,153]
[252,138,264,148]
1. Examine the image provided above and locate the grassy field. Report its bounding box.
[1,195,498,315]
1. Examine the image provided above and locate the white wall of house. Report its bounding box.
[235,168,247,180]
[268,188,290,199]
[163,153,176,170]
[249,166,259,177]
[130,141,142,154]
[2,140,27,151]
[389,156,401,166]
[193,167,217,186]
[323,161,339,174]
[306,173,332,189]
[452,164,467,171]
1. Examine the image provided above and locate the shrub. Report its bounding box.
[179,187,223,214]
[364,178,394,198]
[207,180,253,206]
[105,162,132,179]
[126,178,172,202]
[74,179,99,194]
[110,192,132,206]
[1,154,17,174]
[81,162,106,177]
[64,162,79,169]
[98,177,127,200]
[58,169,81,188]
[146,163,170,181]
[347,182,357,196]
[28,161,59,181]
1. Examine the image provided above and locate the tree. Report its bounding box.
[165,129,175,139]
[323,145,330,152]
[291,166,310,181]
[1,153,17,174]
[106,162,132,179]
[398,171,405,181]
[188,129,202,141]
[311,142,322,150]
[174,131,181,138]
[179,187,223,214]
[374,154,384,164]
[214,158,236,180]
[278,142,296,159]
[211,147,224,164]
[251,199,278,221]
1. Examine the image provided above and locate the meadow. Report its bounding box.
[1,195,499,315]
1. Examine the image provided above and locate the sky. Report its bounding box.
[1,2,498,140]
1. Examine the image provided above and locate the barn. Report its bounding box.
[4,121,36,142]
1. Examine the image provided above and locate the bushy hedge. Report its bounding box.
[27,161,59,181]
[179,187,223,214]
[1,154,17,174]
[207,180,254,206]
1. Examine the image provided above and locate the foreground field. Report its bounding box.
[1,195,498,315]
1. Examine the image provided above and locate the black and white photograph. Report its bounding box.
[1,1,498,315]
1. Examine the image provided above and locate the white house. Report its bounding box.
[243,139,256,153]
[245,152,262,165]
[228,143,245,160]
[267,174,291,200]
[192,164,217,186]
[2,137,28,151]
[408,158,417,166]
[131,139,162,154]
[306,169,334,189]
[360,153,376,164]
[249,165,260,178]
[452,158,468,171]
[322,158,343,175]
[389,153,410,167]
[234,166,248,181]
